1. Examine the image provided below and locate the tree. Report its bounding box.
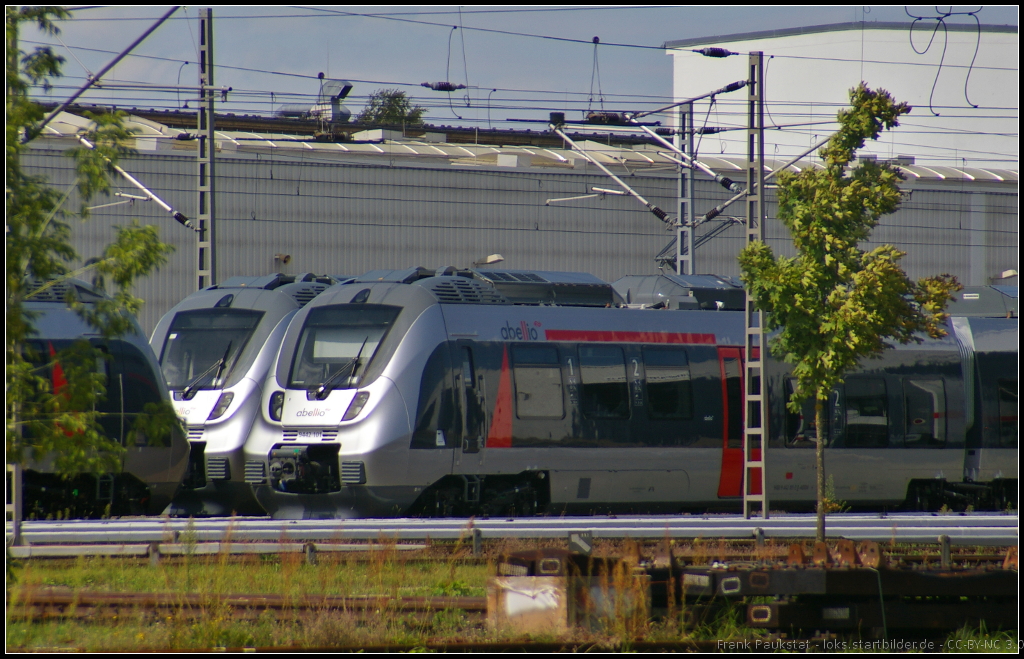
[738,83,960,541]
[356,88,426,126]
[6,7,175,478]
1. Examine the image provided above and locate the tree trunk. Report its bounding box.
[815,397,827,543]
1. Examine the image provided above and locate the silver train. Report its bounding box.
[238,268,1017,519]
[18,278,189,518]
[150,273,343,515]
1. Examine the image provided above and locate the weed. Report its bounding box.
[823,475,849,513]
[945,621,1018,653]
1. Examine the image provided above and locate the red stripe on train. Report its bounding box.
[543,330,717,344]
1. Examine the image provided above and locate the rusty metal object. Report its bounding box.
[787,543,807,565]
[812,541,831,566]
[856,541,884,568]
[833,539,859,567]
[1003,546,1017,571]
[748,598,1018,632]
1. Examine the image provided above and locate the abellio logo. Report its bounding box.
[500,320,540,341]
[296,408,328,417]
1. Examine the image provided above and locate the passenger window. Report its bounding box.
[579,345,629,419]
[904,379,946,448]
[512,345,564,419]
[784,378,818,448]
[642,347,692,419]
[844,378,889,448]
[997,379,1017,448]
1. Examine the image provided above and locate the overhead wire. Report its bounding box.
[906,6,984,115]
[21,12,1016,168]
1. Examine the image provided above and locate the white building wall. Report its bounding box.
[667,24,1017,170]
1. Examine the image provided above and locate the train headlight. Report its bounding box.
[207,392,234,421]
[342,392,370,421]
[269,391,285,421]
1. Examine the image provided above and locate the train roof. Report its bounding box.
[351,267,622,307]
[22,277,147,342]
[613,274,745,310]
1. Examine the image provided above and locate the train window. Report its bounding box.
[161,309,263,390]
[642,347,693,419]
[289,304,400,390]
[722,355,743,448]
[411,344,456,449]
[116,341,173,447]
[904,379,946,448]
[844,378,889,448]
[578,345,629,419]
[461,347,475,389]
[512,345,563,419]
[784,378,818,448]
[997,379,1017,448]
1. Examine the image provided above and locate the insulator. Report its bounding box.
[173,211,197,231]
[696,47,734,58]
[421,81,466,92]
[715,175,742,193]
[650,206,669,222]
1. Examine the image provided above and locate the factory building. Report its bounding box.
[23,109,1018,335]
[664,22,1017,170]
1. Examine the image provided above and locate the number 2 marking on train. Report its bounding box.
[632,359,640,377]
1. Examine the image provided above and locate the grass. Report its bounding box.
[7,537,1019,651]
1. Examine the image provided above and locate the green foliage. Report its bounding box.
[6,8,176,477]
[738,83,961,540]
[356,88,426,126]
[739,83,961,411]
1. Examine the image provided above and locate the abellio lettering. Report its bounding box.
[500,320,539,341]
[296,408,328,417]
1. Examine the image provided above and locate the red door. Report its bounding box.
[717,347,744,497]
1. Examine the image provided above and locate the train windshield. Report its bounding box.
[160,309,264,390]
[289,304,400,391]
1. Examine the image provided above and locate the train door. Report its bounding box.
[717,347,744,497]
[453,340,490,482]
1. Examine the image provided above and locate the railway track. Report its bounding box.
[7,512,1018,549]
[7,588,487,623]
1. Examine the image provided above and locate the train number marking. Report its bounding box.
[297,430,323,441]
[704,415,714,422]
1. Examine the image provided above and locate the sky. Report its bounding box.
[21,6,1019,165]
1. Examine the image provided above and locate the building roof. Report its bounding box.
[33,111,1018,186]
[664,21,1018,49]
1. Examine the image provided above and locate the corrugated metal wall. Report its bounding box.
[22,146,1017,335]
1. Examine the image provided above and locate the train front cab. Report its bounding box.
[958,316,1018,509]
[21,288,188,518]
[152,274,337,516]
[243,278,453,518]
